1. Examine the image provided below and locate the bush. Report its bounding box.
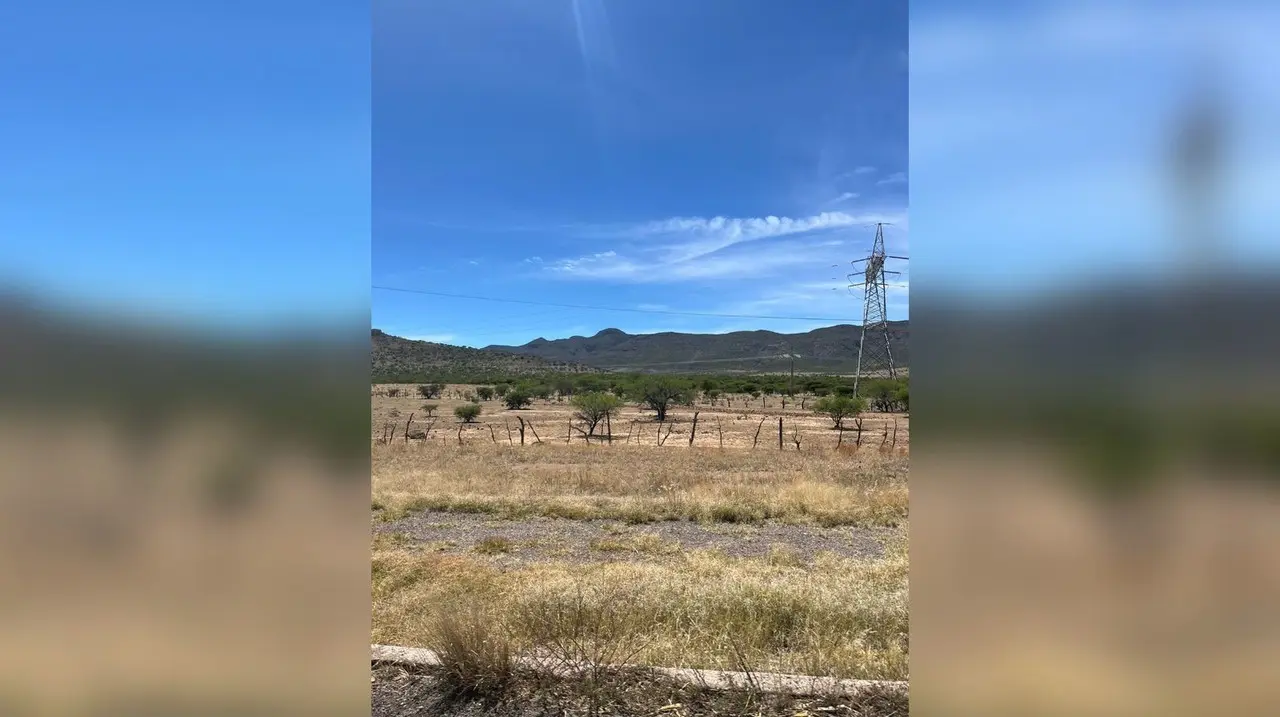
[417,383,444,399]
[454,404,482,423]
[428,606,513,697]
[639,379,691,422]
[494,384,510,397]
[813,395,865,429]
[475,386,495,401]
[504,391,532,410]
[572,392,623,436]
[420,403,439,417]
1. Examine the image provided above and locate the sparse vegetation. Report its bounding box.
[420,403,439,417]
[476,386,495,401]
[454,404,482,423]
[372,379,909,696]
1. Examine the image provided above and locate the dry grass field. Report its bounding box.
[371,383,910,688]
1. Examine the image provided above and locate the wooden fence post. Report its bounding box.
[405,413,414,443]
[778,417,783,450]
[505,419,513,445]
[752,417,767,448]
[716,417,724,448]
[689,412,699,446]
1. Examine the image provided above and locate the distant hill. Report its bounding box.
[483,322,909,374]
[371,329,600,381]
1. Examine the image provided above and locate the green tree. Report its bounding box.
[571,392,623,437]
[454,403,482,423]
[813,395,865,430]
[552,377,576,399]
[494,383,511,397]
[894,385,909,412]
[504,391,533,410]
[639,379,691,422]
[420,403,439,417]
[475,386,495,401]
[417,383,444,399]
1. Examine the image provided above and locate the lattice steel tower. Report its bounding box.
[848,223,906,395]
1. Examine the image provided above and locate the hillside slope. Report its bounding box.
[484,322,909,374]
[372,329,600,381]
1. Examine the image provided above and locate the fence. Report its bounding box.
[374,411,905,452]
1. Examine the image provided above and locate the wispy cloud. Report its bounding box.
[876,172,907,185]
[854,165,877,175]
[628,211,890,263]
[827,191,859,204]
[546,211,902,282]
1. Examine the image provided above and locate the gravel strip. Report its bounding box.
[376,510,894,565]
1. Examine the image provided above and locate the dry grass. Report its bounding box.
[372,536,909,681]
[371,384,910,690]
[374,441,907,528]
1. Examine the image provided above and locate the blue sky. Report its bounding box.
[0,1,369,332]
[373,0,908,347]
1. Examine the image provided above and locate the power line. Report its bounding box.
[372,285,862,323]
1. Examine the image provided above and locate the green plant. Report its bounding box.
[638,379,691,422]
[504,390,532,410]
[420,403,439,417]
[572,392,623,437]
[455,403,482,423]
[475,386,495,401]
[813,395,865,429]
[417,383,444,399]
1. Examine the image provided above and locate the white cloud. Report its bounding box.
[827,191,859,204]
[876,172,907,185]
[629,210,896,264]
[854,166,877,175]
[546,210,907,282]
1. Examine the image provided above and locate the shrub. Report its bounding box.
[639,379,692,422]
[494,384,510,397]
[386,388,400,398]
[428,606,514,697]
[455,404,482,423]
[417,383,444,399]
[813,395,865,429]
[504,391,532,410]
[420,403,439,417]
[572,392,623,436]
[475,386,495,401]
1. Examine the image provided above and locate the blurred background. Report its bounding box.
[911,0,1280,714]
[0,1,371,715]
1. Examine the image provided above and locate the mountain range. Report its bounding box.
[371,329,600,380]
[484,322,909,374]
